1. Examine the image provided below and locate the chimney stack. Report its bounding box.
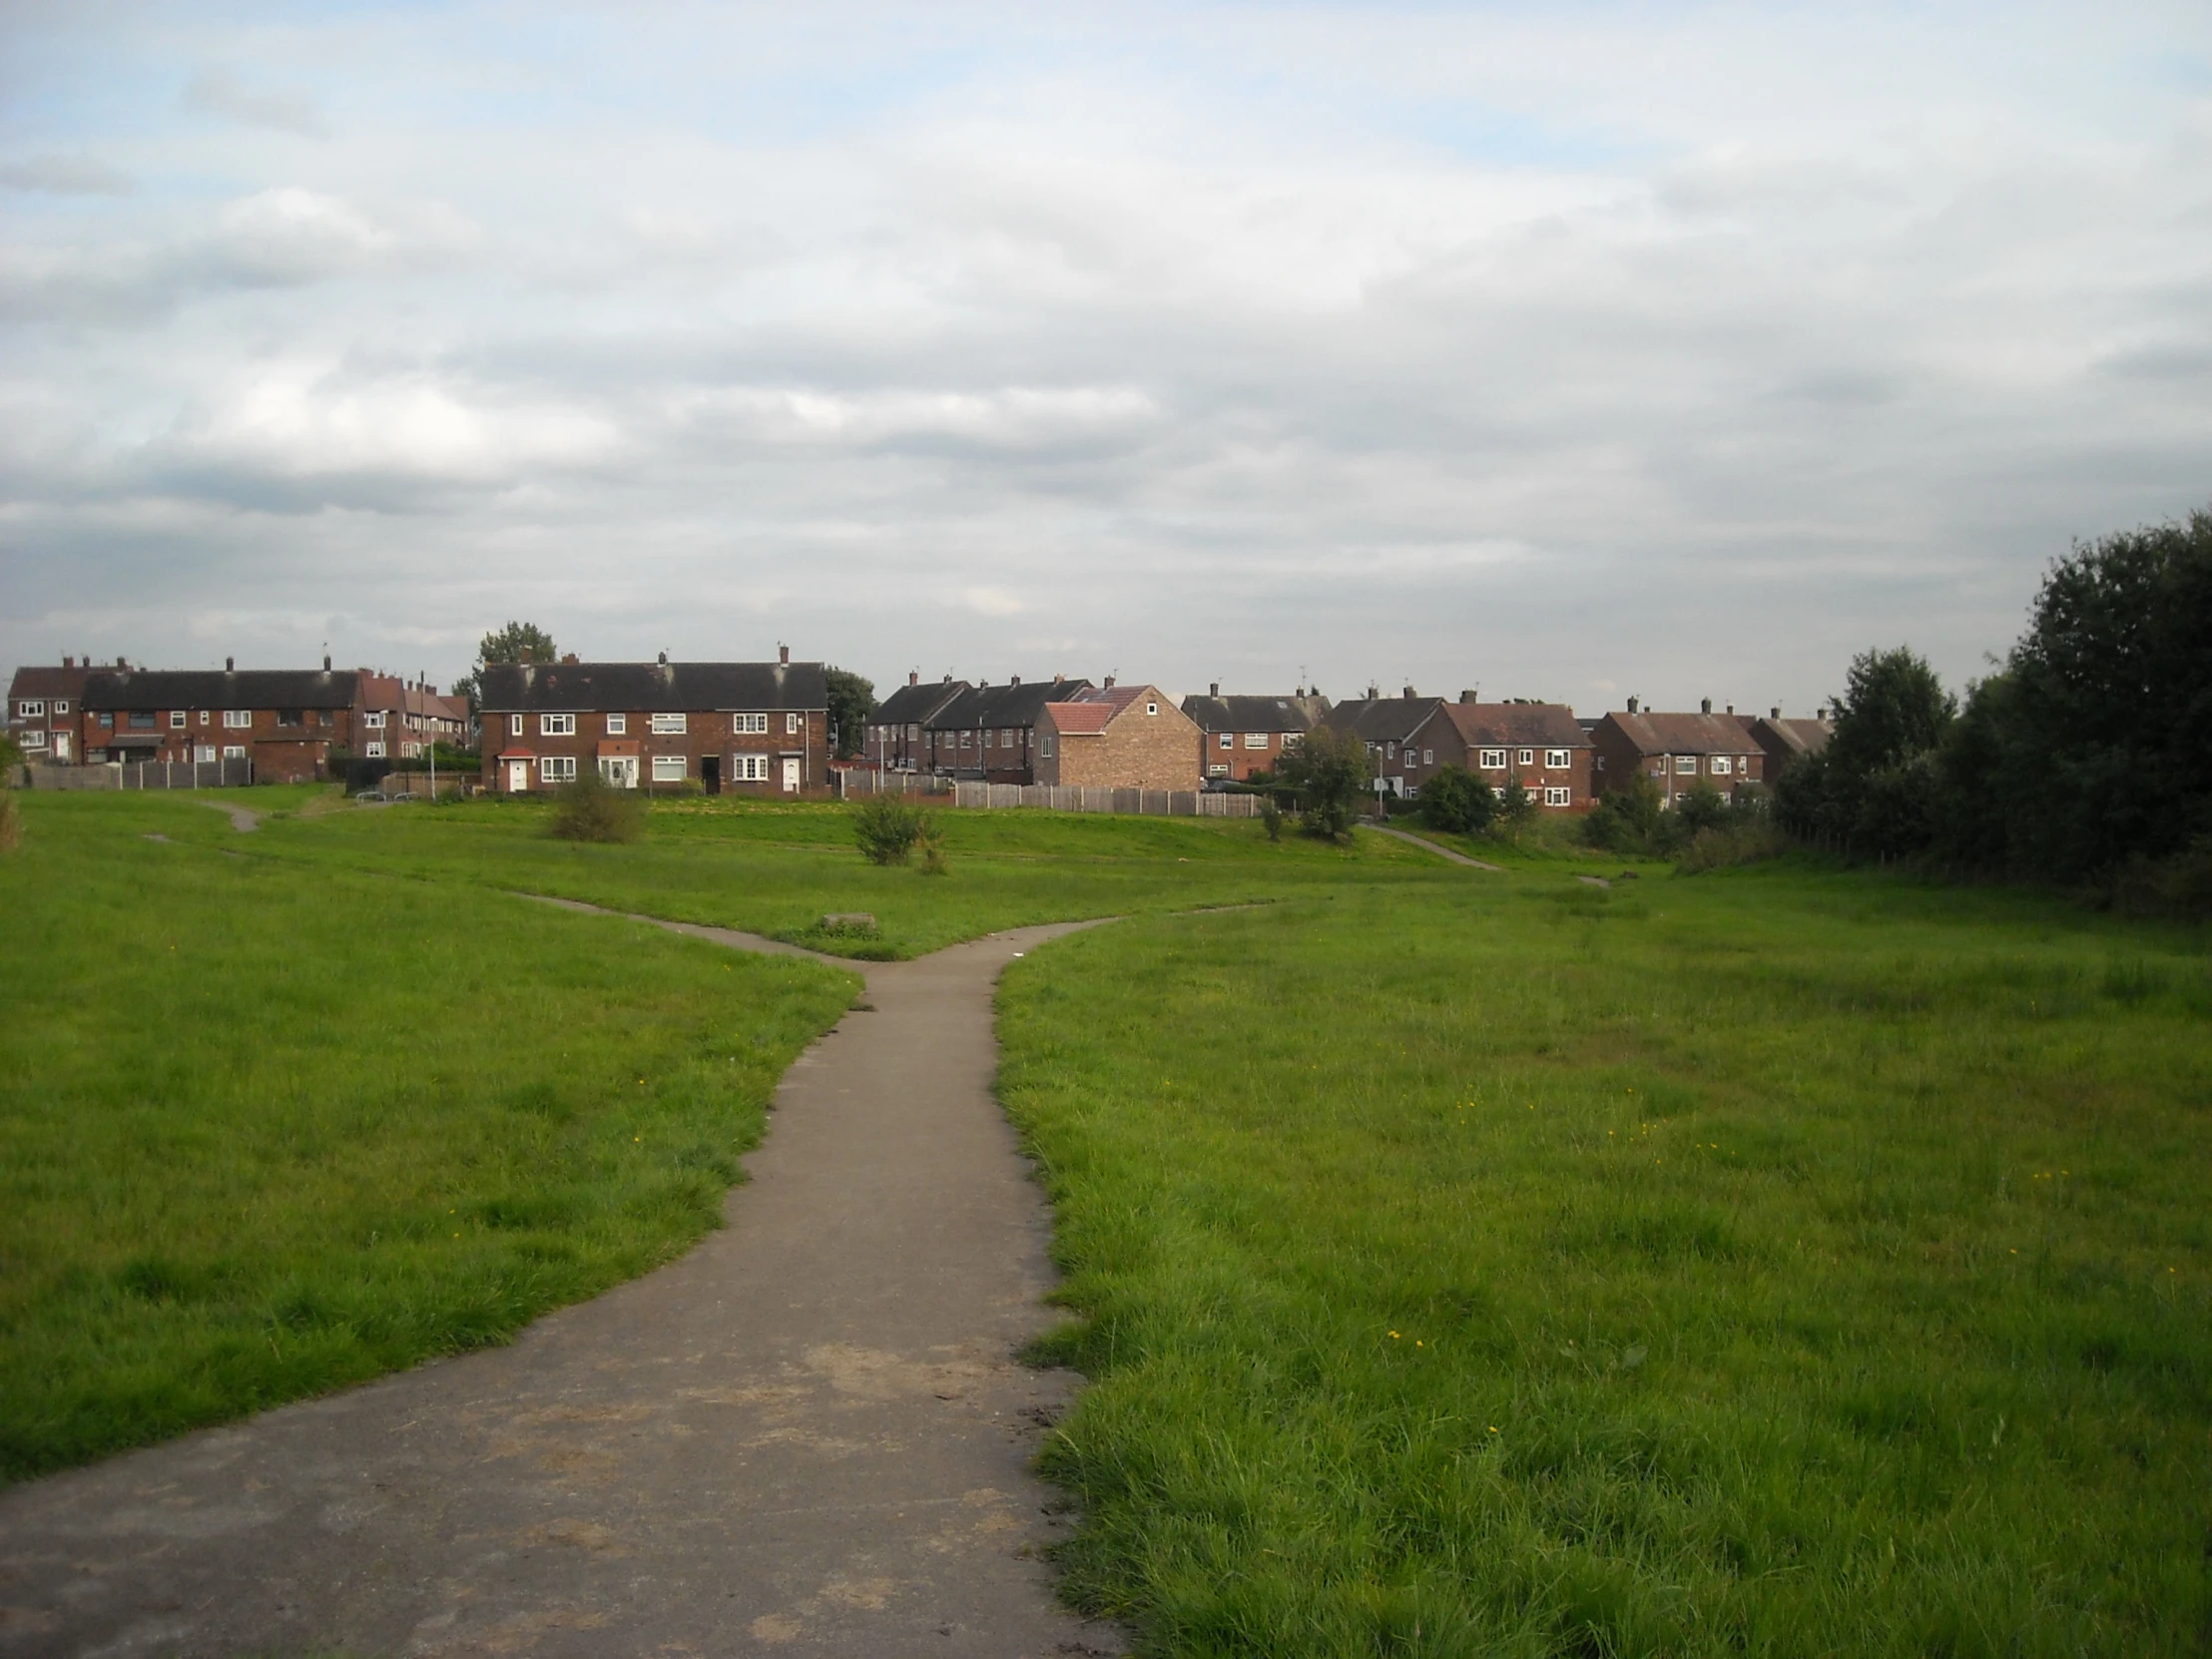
[63,655,74,669]
[779,643,790,666]
[1103,675,1116,689]
[1771,706,1781,720]
[1210,682,1220,697]
[563,653,580,665]
[1459,689,1475,704]
[1402,685,1416,700]
[908,671,918,687]
[1817,706,1829,721]
[1725,703,1734,716]
[323,654,332,672]
[225,656,234,672]
[1701,697,1712,714]
[1367,682,1380,700]
[1011,674,1021,686]
[1626,695,1639,714]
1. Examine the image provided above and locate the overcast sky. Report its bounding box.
[4,2,2207,715]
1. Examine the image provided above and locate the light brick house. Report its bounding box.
[1179,685,1329,783]
[478,652,830,797]
[79,658,375,782]
[1591,698,1766,806]
[1399,699,1594,811]
[922,677,1094,784]
[7,658,92,766]
[1035,684,1203,791]
[861,674,970,772]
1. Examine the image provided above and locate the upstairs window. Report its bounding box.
[509,714,524,737]
[1675,755,1697,774]
[1040,734,1054,758]
[276,709,304,728]
[788,713,803,736]
[1422,749,1433,766]
[1478,749,1505,770]
[734,713,768,735]
[1545,749,1570,769]
[651,712,687,735]
[1244,733,1269,749]
[1220,732,1235,749]
[906,724,919,742]
[605,713,627,735]
[541,713,577,737]
[1147,701,1158,716]
[53,700,69,715]
[170,710,188,729]
[127,710,157,730]
[15,700,43,720]
[363,711,387,730]
[1710,755,1733,776]
[1517,748,1534,766]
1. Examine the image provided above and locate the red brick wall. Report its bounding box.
[482,708,830,795]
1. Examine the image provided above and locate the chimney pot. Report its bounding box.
[1459,689,1475,704]
[563,653,580,665]
[1104,675,1115,689]
[63,655,74,668]
[1701,697,1712,715]
[1210,682,1220,697]
[779,644,790,666]
[657,651,668,666]
[1011,674,1020,686]
[1402,685,1416,700]
[225,656,234,673]
[1817,706,1829,721]
[323,654,331,672]
[1725,703,1734,716]
[1771,706,1781,720]
[908,671,918,686]
[1626,695,1639,714]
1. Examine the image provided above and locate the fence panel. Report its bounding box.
[830,769,1264,818]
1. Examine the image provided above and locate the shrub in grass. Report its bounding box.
[852,797,925,864]
[1676,819,1789,872]
[1259,799,1285,841]
[1272,724,1374,840]
[1419,765,1496,835]
[917,819,950,875]
[547,768,644,843]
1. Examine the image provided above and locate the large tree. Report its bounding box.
[1272,725,1376,840]
[1776,646,1955,859]
[453,621,559,715]
[824,667,875,761]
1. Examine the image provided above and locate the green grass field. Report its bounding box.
[998,864,2212,1655]
[3,787,2206,1653]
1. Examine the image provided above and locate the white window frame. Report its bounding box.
[1675,755,1698,774]
[540,755,578,785]
[787,712,803,736]
[19,729,47,750]
[1710,755,1733,776]
[733,754,769,782]
[363,710,387,730]
[1207,763,1230,777]
[605,712,627,735]
[1219,732,1235,750]
[170,710,187,729]
[1544,786,1572,807]
[364,740,386,759]
[1478,749,1505,770]
[1518,748,1535,766]
[53,700,69,716]
[1545,749,1570,769]
[1040,733,1054,758]
[1244,733,1269,749]
[223,710,252,729]
[651,712,687,735]
[509,714,524,737]
[734,712,768,735]
[194,745,216,764]
[16,700,44,720]
[1147,701,1159,716]
[651,754,687,783]
[541,713,576,737]
[1282,732,1302,750]
[1421,749,1433,766]
[222,744,247,761]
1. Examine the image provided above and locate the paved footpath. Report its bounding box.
[0,910,1125,1659]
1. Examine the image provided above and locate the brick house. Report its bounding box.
[79,658,375,782]
[922,677,1094,784]
[478,652,829,797]
[1745,707,1834,787]
[1398,698,1594,811]
[359,675,472,763]
[7,658,92,766]
[1323,688,1446,796]
[861,674,971,772]
[1035,684,1203,791]
[1590,698,1766,806]
[1179,685,1329,783]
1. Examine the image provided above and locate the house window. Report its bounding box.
[1421,749,1433,766]
[1675,755,1697,774]
[983,730,995,750]
[16,700,43,719]
[1040,734,1054,758]
[222,745,246,761]
[1244,733,1269,749]
[98,713,112,728]
[277,709,304,728]
[788,713,803,736]
[509,714,524,737]
[195,745,216,763]
[1544,787,1572,807]
[1282,732,1301,749]
[734,713,768,735]
[542,713,577,737]
[1517,748,1534,766]
[1477,749,1504,769]
[20,729,46,750]
[1147,701,1158,716]
[170,710,187,729]
[363,711,386,729]
[128,711,155,730]
[53,701,69,715]
[1710,755,1733,776]
[652,755,686,783]
[1219,732,1235,749]
[1545,749,1570,769]
[651,712,687,735]
[1385,742,1396,759]
[219,709,250,729]
[1208,763,1229,777]
[960,731,973,749]
[364,741,386,759]
[605,713,627,735]
[541,755,578,784]
[734,754,768,782]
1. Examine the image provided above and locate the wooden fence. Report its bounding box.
[837,770,1259,818]
[19,759,255,791]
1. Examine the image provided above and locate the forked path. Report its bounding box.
[0,909,1125,1659]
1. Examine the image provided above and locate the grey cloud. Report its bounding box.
[0,152,134,195]
[182,67,328,137]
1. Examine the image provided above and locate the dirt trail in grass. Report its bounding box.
[1366,822,1503,869]
[0,910,1125,1659]
[194,800,261,832]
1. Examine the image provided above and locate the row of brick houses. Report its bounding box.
[3,656,469,782]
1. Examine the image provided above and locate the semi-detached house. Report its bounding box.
[1590,699,1766,805]
[7,659,91,766]
[1179,686,1329,783]
[479,653,829,796]
[860,673,971,773]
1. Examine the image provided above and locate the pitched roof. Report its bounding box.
[1748,716,1834,758]
[361,675,469,723]
[1044,700,1116,734]
[925,679,1093,732]
[1324,696,1445,745]
[873,678,971,727]
[7,665,90,702]
[1180,693,1328,734]
[1435,703,1590,749]
[84,667,365,712]
[1600,710,1762,756]
[478,660,829,713]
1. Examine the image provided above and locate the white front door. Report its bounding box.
[508,761,530,794]
[52,732,69,761]
[781,757,800,793]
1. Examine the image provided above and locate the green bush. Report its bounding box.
[852,797,925,865]
[1272,725,1374,840]
[547,769,644,843]
[1418,766,1496,835]
[917,820,950,876]
[2112,833,2212,918]
[1676,820,1789,873]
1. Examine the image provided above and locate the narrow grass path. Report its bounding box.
[1366,821,1503,869]
[0,908,1126,1659]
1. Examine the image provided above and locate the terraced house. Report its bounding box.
[479,651,829,796]
[1590,698,1766,805]
[1179,685,1329,783]
[7,658,91,766]
[1396,698,1594,810]
[359,675,471,762]
[920,677,1093,784]
[79,658,375,783]
[860,673,970,773]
